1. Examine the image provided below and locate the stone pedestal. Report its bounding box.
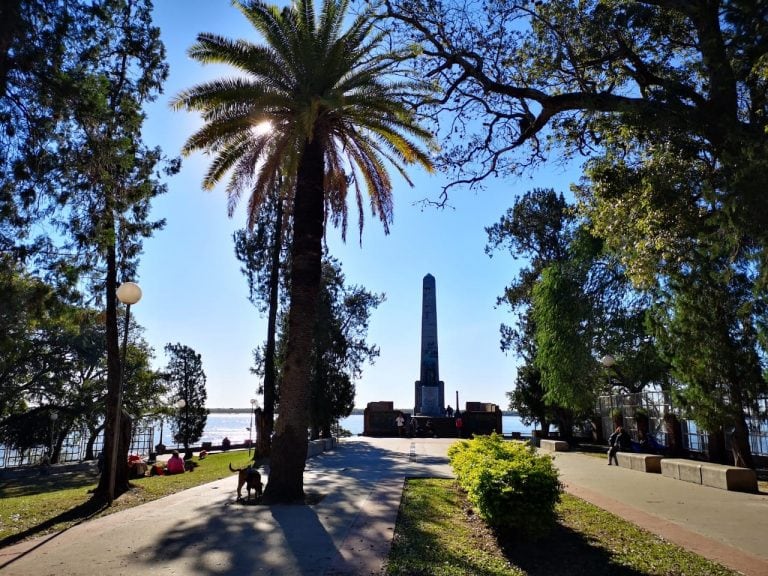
[363,402,400,436]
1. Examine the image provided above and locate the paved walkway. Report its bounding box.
[0,438,766,575]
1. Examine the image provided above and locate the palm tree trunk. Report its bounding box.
[263,138,325,503]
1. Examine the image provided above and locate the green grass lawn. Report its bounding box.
[0,450,253,547]
[385,478,739,576]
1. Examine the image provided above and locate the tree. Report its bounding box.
[488,189,669,435]
[486,189,576,433]
[1,1,76,266]
[648,252,766,467]
[382,0,767,461]
[307,258,383,438]
[66,0,174,503]
[233,181,290,456]
[1,0,176,500]
[0,262,166,462]
[578,137,767,465]
[164,343,208,454]
[380,1,768,212]
[173,0,434,502]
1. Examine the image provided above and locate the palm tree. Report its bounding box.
[172,0,434,502]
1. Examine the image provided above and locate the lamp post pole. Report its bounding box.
[108,282,142,504]
[176,398,186,449]
[249,399,256,457]
[49,411,58,462]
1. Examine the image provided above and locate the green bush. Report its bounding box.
[448,433,562,539]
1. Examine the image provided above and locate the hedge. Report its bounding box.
[448,433,562,539]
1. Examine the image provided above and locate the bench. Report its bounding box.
[661,458,757,492]
[306,437,338,458]
[540,439,569,452]
[616,452,663,473]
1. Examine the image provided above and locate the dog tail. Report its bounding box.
[229,463,242,473]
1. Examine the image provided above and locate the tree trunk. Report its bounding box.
[95,239,128,500]
[708,426,727,464]
[85,423,104,461]
[262,138,324,504]
[730,413,754,469]
[664,413,683,457]
[590,416,603,443]
[259,193,283,458]
[0,0,21,98]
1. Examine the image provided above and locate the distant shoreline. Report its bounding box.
[208,407,519,416]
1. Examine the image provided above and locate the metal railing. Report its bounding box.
[598,391,768,459]
[0,424,155,469]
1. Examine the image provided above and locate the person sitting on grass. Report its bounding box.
[166,450,185,475]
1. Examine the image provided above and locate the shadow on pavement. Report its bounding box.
[0,497,107,563]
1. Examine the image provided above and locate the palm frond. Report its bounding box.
[175,0,436,238]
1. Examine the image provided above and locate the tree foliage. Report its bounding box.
[0,261,165,461]
[380,0,768,210]
[233,182,290,455]
[306,258,383,438]
[385,0,765,460]
[488,189,669,432]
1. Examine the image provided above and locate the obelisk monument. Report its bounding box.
[414,273,445,415]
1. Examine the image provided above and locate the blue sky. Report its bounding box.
[135,0,581,409]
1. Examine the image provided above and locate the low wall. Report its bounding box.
[307,437,338,458]
[661,458,757,492]
[616,452,663,473]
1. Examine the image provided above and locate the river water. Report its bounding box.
[196,413,534,445]
[0,412,535,467]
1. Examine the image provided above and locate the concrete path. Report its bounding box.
[551,451,768,576]
[1,438,766,575]
[0,437,451,576]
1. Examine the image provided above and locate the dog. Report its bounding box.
[229,463,263,502]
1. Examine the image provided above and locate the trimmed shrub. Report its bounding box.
[448,433,562,539]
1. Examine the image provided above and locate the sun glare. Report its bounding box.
[252,121,272,136]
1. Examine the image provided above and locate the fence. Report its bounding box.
[598,391,768,459]
[0,423,156,469]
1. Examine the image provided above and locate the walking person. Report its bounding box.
[395,412,405,437]
[607,426,631,465]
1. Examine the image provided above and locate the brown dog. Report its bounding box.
[229,463,263,501]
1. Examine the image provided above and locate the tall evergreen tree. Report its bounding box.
[233,181,289,457]
[1,0,176,500]
[164,343,209,453]
[173,0,434,502]
[307,258,382,438]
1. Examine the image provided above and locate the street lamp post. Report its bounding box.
[176,398,186,449]
[600,354,626,389]
[248,399,256,456]
[108,281,142,504]
[49,411,58,462]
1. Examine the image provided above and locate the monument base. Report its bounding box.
[361,401,503,438]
